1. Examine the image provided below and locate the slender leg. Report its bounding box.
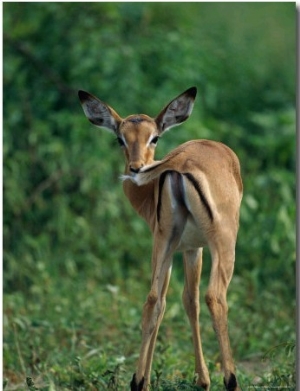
[143,266,172,383]
[206,237,239,391]
[182,249,210,390]
[131,172,188,390]
[131,237,176,391]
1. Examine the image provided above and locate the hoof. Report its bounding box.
[130,373,144,391]
[224,373,238,391]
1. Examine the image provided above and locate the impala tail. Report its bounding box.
[122,160,170,186]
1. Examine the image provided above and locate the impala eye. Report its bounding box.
[151,136,159,145]
[116,137,125,147]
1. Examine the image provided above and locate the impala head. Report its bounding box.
[78,87,197,174]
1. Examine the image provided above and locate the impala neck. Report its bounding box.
[122,166,156,232]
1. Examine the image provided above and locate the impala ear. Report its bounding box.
[155,87,197,134]
[78,90,122,134]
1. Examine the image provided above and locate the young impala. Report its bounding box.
[78,87,243,391]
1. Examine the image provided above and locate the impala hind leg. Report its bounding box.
[206,238,239,391]
[131,249,174,391]
[143,266,172,382]
[182,249,210,390]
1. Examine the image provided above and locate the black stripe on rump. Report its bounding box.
[183,173,213,222]
[157,171,186,223]
[157,170,170,223]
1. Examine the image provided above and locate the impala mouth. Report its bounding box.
[130,167,141,174]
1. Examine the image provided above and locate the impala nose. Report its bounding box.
[130,167,140,174]
[130,163,144,173]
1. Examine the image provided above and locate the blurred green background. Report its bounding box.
[3,3,296,390]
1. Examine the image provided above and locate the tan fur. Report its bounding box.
[79,87,242,391]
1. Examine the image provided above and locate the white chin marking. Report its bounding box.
[134,173,148,186]
[120,174,147,186]
[120,174,134,182]
[120,174,142,185]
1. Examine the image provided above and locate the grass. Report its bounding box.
[3,256,296,391]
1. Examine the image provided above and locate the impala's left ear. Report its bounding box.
[155,86,197,134]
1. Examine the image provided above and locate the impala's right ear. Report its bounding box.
[78,90,122,134]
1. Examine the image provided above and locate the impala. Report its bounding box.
[78,87,243,391]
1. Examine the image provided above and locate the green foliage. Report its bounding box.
[3,3,295,390]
